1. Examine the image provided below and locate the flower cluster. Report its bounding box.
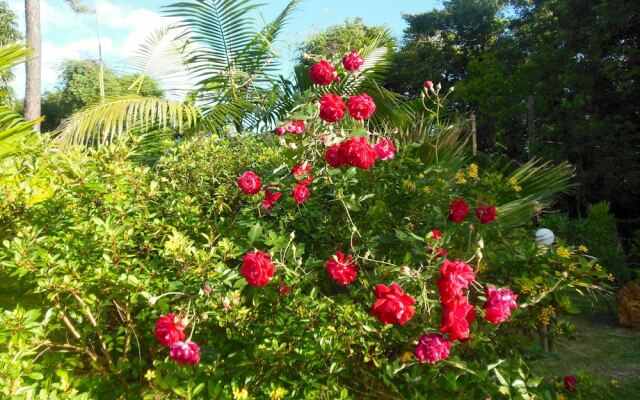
[154,314,200,365]
[325,136,394,170]
[437,259,476,341]
[448,199,497,224]
[275,120,305,136]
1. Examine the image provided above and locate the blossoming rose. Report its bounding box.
[291,162,312,177]
[241,250,276,286]
[564,375,578,392]
[374,138,395,160]
[440,295,476,341]
[414,333,451,364]
[325,143,346,167]
[483,286,517,324]
[319,94,346,123]
[340,136,377,169]
[310,59,337,85]
[154,313,186,346]
[169,340,200,365]
[292,183,310,204]
[436,259,475,304]
[286,120,305,134]
[448,199,469,223]
[260,188,282,212]
[371,283,416,325]
[348,93,376,120]
[237,171,262,195]
[476,204,497,224]
[342,50,365,72]
[324,250,358,285]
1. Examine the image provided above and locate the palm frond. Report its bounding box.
[0,107,41,159]
[55,95,203,147]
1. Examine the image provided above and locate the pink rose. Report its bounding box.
[275,126,286,136]
[154,313,186,347]
[340,136,377,169]
[310,59,337,85]
[292,184,310,204]
[286,120,305,134]
[371,283,416,325]
[325,143,347,168]
[237,171,262,195]
[440,296,476,341]
[343,50,365,72]
[448,199,469,223]
[424,80,434,90]
[319,94,346,123]
[483,286,517,324]
[324,250,358,285]
[476,205,497,224]
[414,333,451,364]
[169,340,200,365]
[348,93,376,120]
[241,250,275,286]
[374,138,395,160]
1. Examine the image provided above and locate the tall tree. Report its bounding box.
[23,0,39,129]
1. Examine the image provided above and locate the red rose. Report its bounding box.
[275,126,286,136]
[291,162,312,177]
[483,286,517,324]
[428,229,448,257]
[374,138,395,160]
[564,375,578,392]
[448,199,469,223]
[169,340,200,365]
[440,296,476,341]
[348,93,376,120]
[341,136,377,169]
[324,250,358,285]
[343,50,365,72]
[154,313,186,347]
[424,80,434,90]
[414,333,451,364]
[278,284,290,296]
[436,259,475,304]
[260,188,282,212]
[325,143,347,167]
[371,283,416,325]
[237,171,262,195]
[319,93,346,123]
[292,184,310,204]
[241,250,275,286]
[310,59,336,85]
[476,205,497,224]
[286,120,305,134]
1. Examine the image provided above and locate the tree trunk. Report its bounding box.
[24,0,41,131]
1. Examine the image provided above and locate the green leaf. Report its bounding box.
[247,222,263,245]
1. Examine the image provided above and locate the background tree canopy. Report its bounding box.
[41,59,163,132]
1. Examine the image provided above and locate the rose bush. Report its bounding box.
[0,51,613,399]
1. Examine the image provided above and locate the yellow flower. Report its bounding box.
[556,246,571,259]
[608,273,615,282]
[508,176,518,185]
[402,180,416,190]
[513,184,522,192]
[399,351,413,362]
[455,171,467,184]
[422,186,431,194]
[233,388,249,400]
[556,394,567,400]
[538,305,555,325]
[578,244,589,253]
[144,369,156,381]
[467,163,479,178]
[269,387,287,400]
[594,263,603,271]
[611,379,619,386]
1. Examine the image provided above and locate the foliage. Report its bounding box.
[0,0,21,102]
[41,59,164,132]
[299,17,395,61]
[542,202,631,282]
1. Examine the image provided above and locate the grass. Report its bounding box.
[531,298,640,398]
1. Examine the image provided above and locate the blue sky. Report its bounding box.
[8,0,440,95]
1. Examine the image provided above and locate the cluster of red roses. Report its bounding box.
[448,199,497,224]
[154,313,200,365]
[325,136,395,170]
[236,162,315,209]
[309,50,364,85]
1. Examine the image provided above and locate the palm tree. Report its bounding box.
[23,0,88,132]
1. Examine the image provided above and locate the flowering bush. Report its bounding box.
[0,52,612,399]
